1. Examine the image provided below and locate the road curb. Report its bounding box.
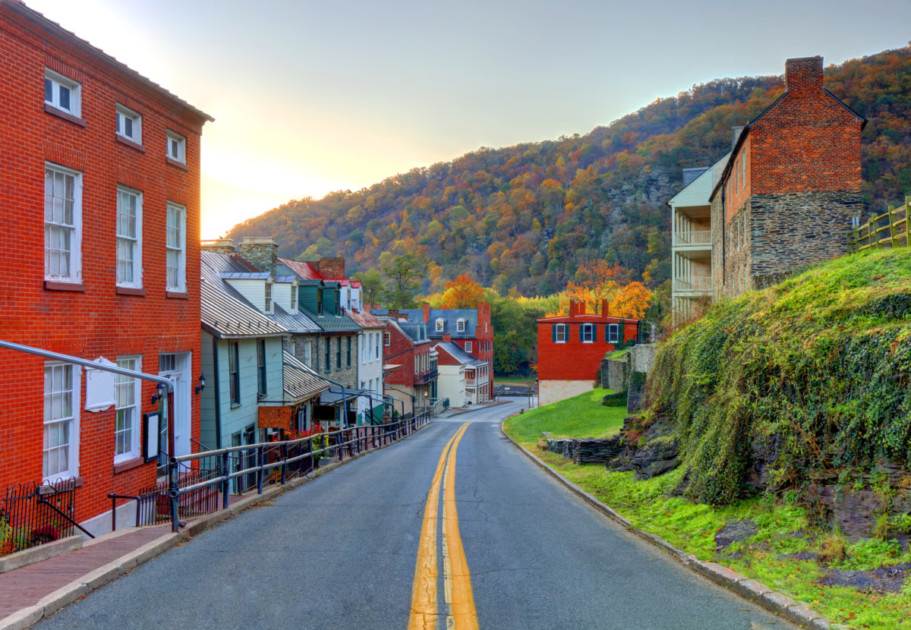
[499,425,837,630]
[0,422,431,630]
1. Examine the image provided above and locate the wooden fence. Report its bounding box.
[848,197,911,252]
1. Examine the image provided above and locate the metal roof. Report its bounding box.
[434,342,485,367]
[220,271,271,280]
[344,308,385,330]
[283,351,330,403]
[268,304,321,334]
[373,308,479,339]
[278,258,326,281]
[201,251,287,339]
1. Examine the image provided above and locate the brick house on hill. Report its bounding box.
[709,56,866,298]
[380,318,437,415]
[536,301,639,406]
[0,0,212,534]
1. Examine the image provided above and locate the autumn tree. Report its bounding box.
[549,260,631,316]
[351,268,384,308]
[610,282,652,319]
[441,274,485,308]
[382,253,426,309]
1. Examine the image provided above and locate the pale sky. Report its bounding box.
[24,0,911,239]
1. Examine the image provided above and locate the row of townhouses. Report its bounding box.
[0,0,495,537]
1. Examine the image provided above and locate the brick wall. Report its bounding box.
[0,3,209,527]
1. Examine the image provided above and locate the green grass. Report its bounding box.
[604,348,630,360]
[503,388,627,445]
[503,388,911,629]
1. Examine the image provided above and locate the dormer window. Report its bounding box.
[435,318,445,332]
[316,288,323,315]
[456,319,466,333]
[264,282,273,313]
[290,284,298,311]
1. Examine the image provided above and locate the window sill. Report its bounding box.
[113,457,144,475]
[166,156,189,171]
[230,402,242,409]
[166,291,189,299]
[115,134,146,153]
[44,104,86,127]
[116,286,146,297]
[41,475,84,489]
[44,280,85,292]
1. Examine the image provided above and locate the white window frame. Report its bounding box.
[114,356,142,463]
[384,332,390,347]
[116,104,142,144]
[435,319,445,332]
[166,130,186,163]
[456,319,466,333]
[290,284,298,311]
[44,69,81,117]
[608,323,620,344]
[374,332,380,360]
[582,324,595,343]
[43,362,80,482]
[554,324,567,344]
[116,186,143,288]
[264,282,273,313]
[465,341,472,353]
[166,202,186,292]
[45,163,83,283]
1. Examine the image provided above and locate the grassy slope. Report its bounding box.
[503,388,627,445]
[503,252,911,629]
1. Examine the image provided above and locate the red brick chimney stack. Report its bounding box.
[601,300,610,317]
[785,56,823,92]
[443,333,451,342]
[422,302,430,322]
[316,257,345,280]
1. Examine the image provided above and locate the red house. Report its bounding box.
[536,300,639,406]
[381,316,437,415]
[0,1,212,536]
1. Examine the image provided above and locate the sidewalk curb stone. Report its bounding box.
[499,423,834,630]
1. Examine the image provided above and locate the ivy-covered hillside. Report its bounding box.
[646,249,911,505]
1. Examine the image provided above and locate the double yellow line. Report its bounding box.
[408,422,478,630]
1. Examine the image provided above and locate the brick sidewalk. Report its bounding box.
[0,525,171,621]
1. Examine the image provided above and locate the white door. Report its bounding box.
[160,352,192,458]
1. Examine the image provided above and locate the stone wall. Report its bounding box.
[601,357,629,391]
[627,344,658,413]
[630,344,658,374]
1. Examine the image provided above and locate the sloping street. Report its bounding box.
[35,404,795,630]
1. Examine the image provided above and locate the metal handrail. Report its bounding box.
[166,412,433,529]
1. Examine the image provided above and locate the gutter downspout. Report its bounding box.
[212,339,222,449]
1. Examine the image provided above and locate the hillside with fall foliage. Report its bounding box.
[228,48,911,297]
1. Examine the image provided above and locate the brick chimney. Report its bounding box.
[443,333,451,343]
[316,257,345,280]
[785,56,823,92]
[601,300,610,318]
[238,237,277,276]
[388,309,400,320]
[422,302,431,322]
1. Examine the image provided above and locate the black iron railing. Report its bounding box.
[1,477,82,556]
[108,412,431,533]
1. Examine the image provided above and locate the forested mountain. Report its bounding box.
[228,48,911,296]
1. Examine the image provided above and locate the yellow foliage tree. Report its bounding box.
[610,282,652,319]
[441,274,486,309]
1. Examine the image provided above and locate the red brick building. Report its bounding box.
[374,302,494,401]
[0,1,212,535]
[536,300,639,406]
[381,317,437,415]
[710,56,866,297]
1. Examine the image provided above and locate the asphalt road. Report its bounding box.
[37,402,796,629]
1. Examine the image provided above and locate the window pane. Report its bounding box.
[45,78,52,102]
[59,85,70,110]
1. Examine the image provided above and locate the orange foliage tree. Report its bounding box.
[548,260,632,316]
[441,274,485,308]
[610,282,652,319]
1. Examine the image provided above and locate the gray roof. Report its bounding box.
[283,351,329,403]
[220,271,271,280]
[374,308,478,339]
[201,252,287,339]
[202,250,321,337]
[268,304,321,334]
[434,342,485,367]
